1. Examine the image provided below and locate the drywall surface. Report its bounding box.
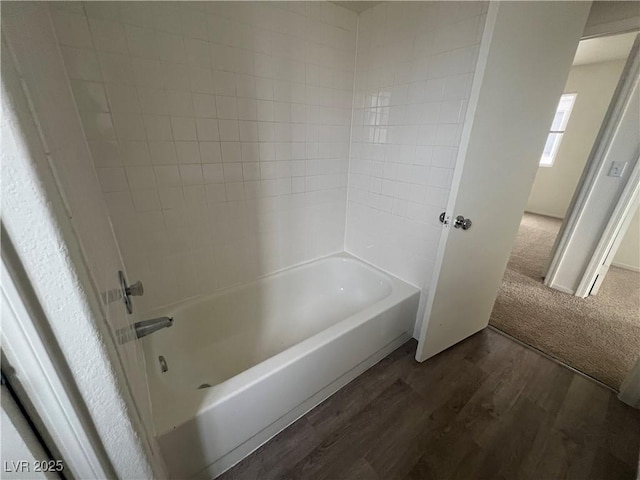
[526,60,626,218]
[345,2,488,331]
[613,204,640,270]
[52,1,358,312]
[1,2,164,477]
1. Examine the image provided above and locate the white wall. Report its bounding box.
[613,204,640,270]
[526,60,626,218]
[52,1,357,312]
[1,2,163,476]
[345,2,487,322]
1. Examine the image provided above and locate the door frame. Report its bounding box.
[545,35,640,297]
[1,242,114,479]
[585,160,640,296]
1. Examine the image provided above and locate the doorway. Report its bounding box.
[489,31,640,390]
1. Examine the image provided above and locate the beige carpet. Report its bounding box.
[490,213,640,390]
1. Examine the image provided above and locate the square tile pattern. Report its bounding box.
[11,2,488,319]
[346,2,487,311]
[53,1,359,312]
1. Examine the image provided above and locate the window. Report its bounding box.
[540,93,577,167]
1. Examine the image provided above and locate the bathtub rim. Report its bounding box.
[142,252,420,436]
[143,251,396,319]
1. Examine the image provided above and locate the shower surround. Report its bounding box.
[53,1,357,312]
[52,1,486,317]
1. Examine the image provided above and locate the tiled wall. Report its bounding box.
[37,0,488,331]
[345,2,487,316]
[53,1,357,312]
[1,0,155,451]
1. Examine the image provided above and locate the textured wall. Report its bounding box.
[53,1,357,312]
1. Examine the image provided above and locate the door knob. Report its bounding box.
[439,212,447,223]
[454,215,472,230]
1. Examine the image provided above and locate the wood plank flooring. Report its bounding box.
[218,328,640,480]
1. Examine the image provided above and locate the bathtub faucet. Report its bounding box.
[134,317,173,338]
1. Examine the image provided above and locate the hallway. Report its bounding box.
[490,213,640,389]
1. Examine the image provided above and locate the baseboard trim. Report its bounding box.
[611,262,640,273]
[524,209,564,220]
[487,325,617,393]
[546,283,575,295]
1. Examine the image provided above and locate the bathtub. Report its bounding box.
[142,253,420,479]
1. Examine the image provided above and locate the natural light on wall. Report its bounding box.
[540,93,577,167]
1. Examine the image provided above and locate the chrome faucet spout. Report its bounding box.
[134,316,173,338]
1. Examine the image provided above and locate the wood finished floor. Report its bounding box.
[218,328,640,480]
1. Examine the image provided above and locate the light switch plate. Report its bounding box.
[608,161,627,178]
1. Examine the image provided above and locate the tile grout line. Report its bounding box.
[342,12,360,253]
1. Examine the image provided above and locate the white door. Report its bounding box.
[416,1,592,361]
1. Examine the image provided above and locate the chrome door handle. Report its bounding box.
[454,215,472,230]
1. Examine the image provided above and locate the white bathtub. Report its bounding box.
[142,253,419,479]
